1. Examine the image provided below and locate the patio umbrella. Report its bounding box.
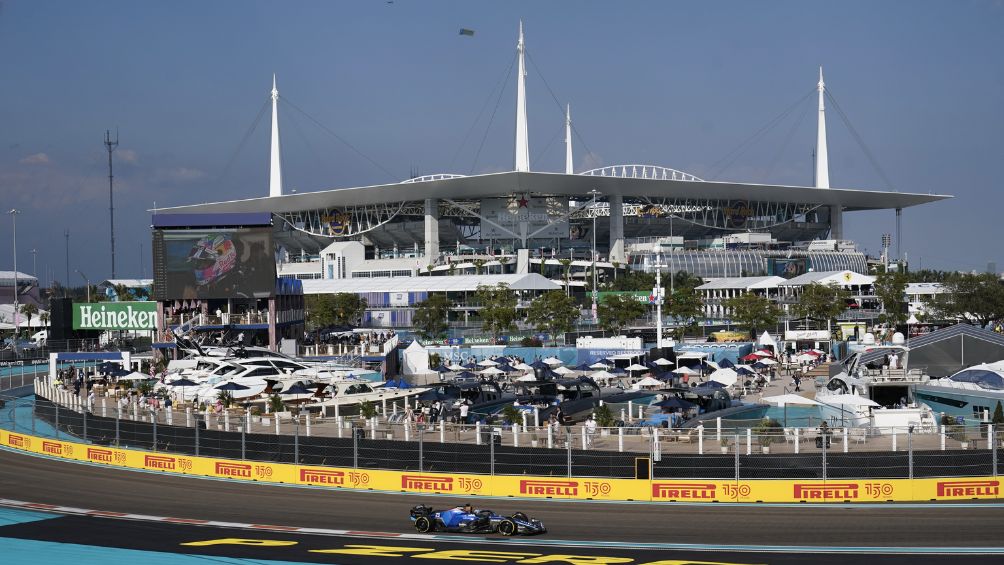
[530,360,551,370]
[762,393,822,426]
[514,363,535,372]
[703,360,721,371]
[118,371,154,381]
[708,368,738,387]
[168,377,198,387]
[589,362,611,370]
[741,353,761,362]
[695,380,725,389]
[477,359,499,367]
[588,370,618,382]
[456,371,478,380]
[495,363,516,373]
[479,366,505,375]
[672,366,698,375]
[552,366,575,375]
[652,358,674,366]
[542,356,563,366]
[432,365,451,373]
[633,376,664,389]
[462,363,478,370]
[718,358,735,369]
[447,363,466,371]
[281,383,313,398]
[755,349,774,357]
[736,366,756,377]
[752,361,768,370]
[626,363,649,372]
[216,381,250,391]
[758,358,778,366]
[574,362,594,372]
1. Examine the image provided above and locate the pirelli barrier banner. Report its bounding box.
[2,429,1000,503]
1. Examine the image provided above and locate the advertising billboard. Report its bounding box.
[73,302,158,331]
[769,258,808,278]
[155,228,275,299]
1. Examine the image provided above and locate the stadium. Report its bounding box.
[151,25,950,336]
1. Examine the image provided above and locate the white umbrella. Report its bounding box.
[479,366,505,375]
[477,359,499,367]
[118,372,154,381]
[542,356,563,366]
[633,376,664,389]
[794,354,817,363]
[588,370,618,382]
[447,363,466,371]
[626,363,649,372]
[672,366,698,375]
[514,362,535,372]
[515,373,538,382]
[652,358,674,366]
[754,350,773,357]
[762,394,822,426]
[589,362,610,370]
[552,366,574,375]
[704,360,721,370]
[708,368,738,387]
[758,358,778,366]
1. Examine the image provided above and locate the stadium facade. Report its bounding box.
[153,25,949,316]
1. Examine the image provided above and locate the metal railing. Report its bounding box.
[9,383,1001,481]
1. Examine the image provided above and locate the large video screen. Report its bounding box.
[155,228,275,299]
[769,258,808,278]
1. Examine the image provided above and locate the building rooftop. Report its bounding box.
[779,270,876,287]
[302,273,560,295]
[0,271,37,287]
[696,276,787,291]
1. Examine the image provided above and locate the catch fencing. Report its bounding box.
[6,388,1002,481]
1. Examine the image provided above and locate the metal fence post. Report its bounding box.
[567,429,572,478]
[241,421,246,461]
[54,402,59,440]
[418,428,424,472]
[294,416,300,464]
[353,425,359,469]
[821,430,827,480]
[194,413,200,456]
[82,409,87,442]
[489,429,495,476]
[115,405,120,447]
[908,427,914,479]
[734,433,740,482]
[993,428,998,478]
[152,410,158,452]
[31,398,35,435]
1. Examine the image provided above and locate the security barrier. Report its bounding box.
[2,427,1000,503]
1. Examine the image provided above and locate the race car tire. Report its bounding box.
[415,516,434,533]
[498,518,517,536]
[511,512,529,522]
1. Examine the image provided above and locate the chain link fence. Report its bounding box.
[5,391,1002,481]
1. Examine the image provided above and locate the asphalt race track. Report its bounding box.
[1,447,1003,564]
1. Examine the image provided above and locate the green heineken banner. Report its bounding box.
[73,301,158,331]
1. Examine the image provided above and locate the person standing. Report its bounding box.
[584,414,597,448]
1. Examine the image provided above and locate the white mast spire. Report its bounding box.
[815,66,830,189]
[269,73,283,197]
[564,104,573,174]
[514,21,530,172]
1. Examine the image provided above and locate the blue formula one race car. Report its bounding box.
[409,504,546,536]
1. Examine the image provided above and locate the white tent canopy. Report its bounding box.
[633,376,664,389]
[652,358,674,366]
[672,366,698,375]
[762,394,821,406]
[515,374,538,381]
[551,366,574,375]
[479,366,505,375]
[758,331,778,351]
[625,363,649,372]
[542,357,563,366]
[477,359,499,367]
[588,370,618,381]
[708,368,738,387]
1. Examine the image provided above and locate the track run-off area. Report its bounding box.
[1,445,1004,565]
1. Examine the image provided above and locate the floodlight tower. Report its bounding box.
[105,129,119,278]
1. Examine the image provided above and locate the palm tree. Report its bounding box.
[113,283,132,301]
[19,303,38,336]
[558,259,573,296]
[472,259,486,275]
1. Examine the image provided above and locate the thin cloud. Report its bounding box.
[118,149,138,163]
[152,167,208,183]
[19,152,50,165]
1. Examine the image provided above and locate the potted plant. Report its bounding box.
[216,390,234,409]
[753,418,782,454]
[594,404,615,435]
[500,404,522,430]
[359,400,378,421]
[720,437,730,454]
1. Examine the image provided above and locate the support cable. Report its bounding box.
[281,96,399,182]
[218,98,269,186]
[469,56,516,174]
[525,50,595,163]
[825,89,899,192]
[707,88,815,181]
[762,94,812,183]
[449,53,517,172]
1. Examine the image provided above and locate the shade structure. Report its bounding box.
[462,363,478,370]
[447,363,466,371]
[718,358,735,369]
[495,363,516,373]
[118,372,153,381]
[216,381,250,391]
[588,370,618,382]
[695,380,725,389]
[514,363,535,372]
[672,366,698,375]
[703,360,720,371]
[633,376,664,389]
[479,366,505,375]
[736,366,756,376]
[552,366,574,375]
[530,360,551,370]
[455,371,478,380]
[432,365,452,373]
[626,363,649,372]
[708,368,738,386]
[515,374,538,382]
[589,362,610,370]
[477,359,498,367]
[168,378,198,387]
[574,362,594,371]
[755,349,774,357]
[752,361,768,370]
[654,397,696,410]
[762,394,822,426]
[652,358,674,366]
[542,356,563,366]
[741,353,760,361]
[758,358,778,366]
[281,383,313,396]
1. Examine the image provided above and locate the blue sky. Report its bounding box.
[1,0,1002,284]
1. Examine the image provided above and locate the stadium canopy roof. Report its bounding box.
[301,273,560,295]
[779,270,876,287]
[152,171,950,214]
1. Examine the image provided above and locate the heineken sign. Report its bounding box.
[73,302,158,331]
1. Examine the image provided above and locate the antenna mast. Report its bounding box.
[105,129,119,278]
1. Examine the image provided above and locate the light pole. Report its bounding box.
[8,209,20,338]
[588,189,601,322]
[652,242,665,349]
[76,270,90,302]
